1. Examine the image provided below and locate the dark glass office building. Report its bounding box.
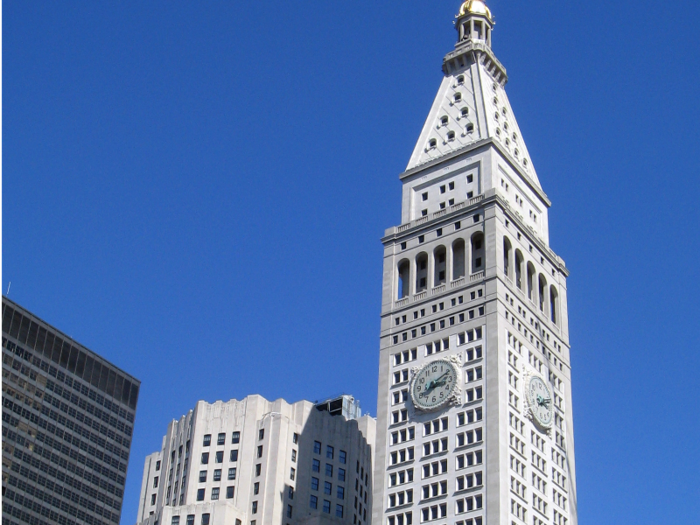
[2,297,140,525]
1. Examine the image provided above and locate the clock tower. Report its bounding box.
[373,3,578,525]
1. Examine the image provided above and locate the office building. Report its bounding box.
[136,394,375,525]
[2,297,140,525]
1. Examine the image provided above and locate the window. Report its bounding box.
[171,518,180,525]
[253,482,259,495]
[290,467,296,480]
[312,477,319,491]
[255,464,261,476]
[291,449,297,462]
[323,500,332,514]
[422,192,428,201]
[259,429,265,440]
[310,495,318,509]
[201,515,210,525]
[428,138,437,149]
[327,445,334,459]
[228,467,237,480]
[257,445,263,458]
[217,433,225,445]
[197,489,205,501]
[230,449,239,461]
[313,459,320,472]
[151,494,156,505]
[216,451,224,463]
[211,488,220,500]
[287,505,293,518]
[339,450,347,464]
[156,460,161,471]
[293,433,299,444]
[213,469,221,481]
[338,468,346,482]
[252,501,258,514]
[336,504,344,518]
[201,453,209,464]
[440,116,448,126]
[314,441,322,454]
[203,434,211,447]
[326,464,333,477]
[325,481,332,495]
[337,486,345,499]
[226,486,235,499]
[232,431,240,444]
[153,476,159,488]
[186,516,194,525]
[447,131,455,141]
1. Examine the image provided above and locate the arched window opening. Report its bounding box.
[503,237,512,278]
[434,246,447,286]
[398,260,410,300]
[550,286,559,325]
[471,233,485,274]
[416,253,428,293]
[515,250,524,290]
[452,239,466,280]
[538,275,547,313]
[527,263,536,301]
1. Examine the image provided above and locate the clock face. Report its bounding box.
[527,375,553,427]
[411,359,459,411]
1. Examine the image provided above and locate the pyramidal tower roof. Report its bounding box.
[406,1,541,190]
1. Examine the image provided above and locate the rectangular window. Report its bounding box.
[287,505,293,518]
[336,504,344,518]
[312,477,319,490]
[201,453,209,464]
[326,464,333,477]
[338,468,346,482]
[230,450,239,461]
[153,476,159,488]
[293,433,299,444]
[337,486,345,499]
[216,451,224,463]
[232,431,240,444]
[201,515,210,525]
[313,459,320,472]
[339,450,347,464]
[314,441,322,454]
[226,486,235,499]
[197,489,205,501]
[156,460,161,471]
[291,449,297,462]
[187,516,194,525]
[323,500,331,514]
[254,482,259,495]
[327,445,334,459]
[203,434,211,446]
[290,467,296,480]
[171,518,180,525]
[257,445,263,458]
[325,481,332,495]
[217,433,225,445]
[211,488,220,500]
[310,495,318,509]
[252,501,258,514]
[228,468,237,480]
[213,469,221,481]
[255,464,261,476]
[259,429,265,440]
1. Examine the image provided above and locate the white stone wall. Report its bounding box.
[136,395,375,525]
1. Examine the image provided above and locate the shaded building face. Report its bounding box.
[2,297,140,525]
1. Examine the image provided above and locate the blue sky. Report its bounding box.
[4,1,700,523]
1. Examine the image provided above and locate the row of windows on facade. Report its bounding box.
[397,232,485,300]
[386,509,483,525]
[395,288,484,328]
[503,237,560,325]
[392,313,484,345]
[2,307,139,408]
[313,440,347,463]
[309,496,346,518]
[415,177,478,216]
[392,346,483,390]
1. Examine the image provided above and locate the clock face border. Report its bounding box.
[410,358,460,412]
[524,374,554,429]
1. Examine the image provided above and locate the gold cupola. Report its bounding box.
[457,0,493,22]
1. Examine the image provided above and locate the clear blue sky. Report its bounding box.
[4,1,700,523]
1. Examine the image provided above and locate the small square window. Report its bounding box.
[467,191,474,198]
[473,214,480,222]
[440,202,446,209]
[467,175,473,183]
[422,209,428,217]
[401,242,406,250]
[422,192,428,201]
[455,221,461,230]
[418,235,425,243]
[440,185,446,194]
[449,182,455,190]
[436,228,443,237]
[448,199,454,205]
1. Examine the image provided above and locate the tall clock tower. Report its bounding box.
[373,3,578,525]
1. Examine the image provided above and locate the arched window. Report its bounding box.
[515,250,524,290]
[503,237,512,278]
[471,233,485,274]
[550,286,559,325]
[416,253,428,293]
[538,274,548,313]
[527,263,536,301]
[452,239,466,280]
[397,260,410,300]
[434,246,447,286]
